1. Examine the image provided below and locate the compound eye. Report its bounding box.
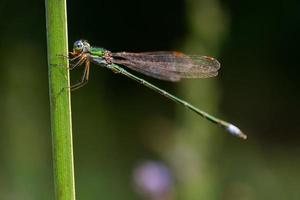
[73,40,84,51]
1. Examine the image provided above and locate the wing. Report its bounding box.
[111,51,221,81]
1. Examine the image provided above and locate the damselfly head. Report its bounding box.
[73,40,90,54]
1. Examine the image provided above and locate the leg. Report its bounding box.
[62,52,83,61]
[69,52,83,62]
[69,56,86,70]
[70,60,90,91]
[53,53,83,68]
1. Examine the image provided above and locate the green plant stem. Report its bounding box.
[45,0,75,199]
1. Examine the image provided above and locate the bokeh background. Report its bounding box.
[1,0,299,199]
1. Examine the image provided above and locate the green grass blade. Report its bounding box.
[45,0,76,199]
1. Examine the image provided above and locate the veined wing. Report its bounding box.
[111,51,220,81]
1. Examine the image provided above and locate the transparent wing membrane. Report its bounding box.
[111,52,220,81]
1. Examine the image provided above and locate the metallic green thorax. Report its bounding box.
[89,47,106,57]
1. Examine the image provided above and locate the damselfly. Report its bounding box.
[68,40,247,139]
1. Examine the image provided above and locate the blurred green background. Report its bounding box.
[0,0,299,199]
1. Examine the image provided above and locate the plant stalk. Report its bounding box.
[45,0,75,199]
